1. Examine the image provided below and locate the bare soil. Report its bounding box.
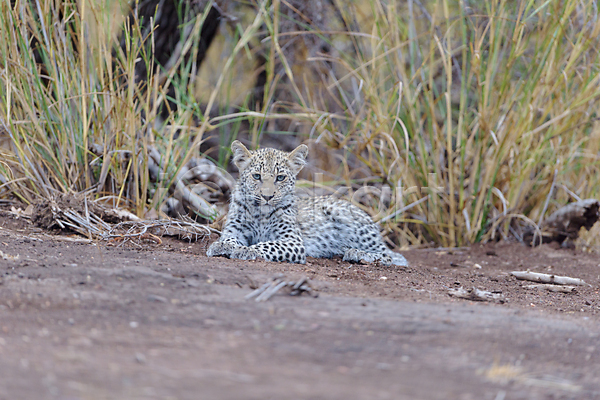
[0,210,599,400]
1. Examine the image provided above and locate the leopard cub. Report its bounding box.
[206,141,408,266]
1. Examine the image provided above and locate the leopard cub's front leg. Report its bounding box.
[249,241,306,264]
[207,238,267,261]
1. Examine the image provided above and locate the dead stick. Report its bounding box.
[256,281,288,302]
[511,271,588,286]
[524,284,576,293]
[244,282,271,300]
[293,277,308,290]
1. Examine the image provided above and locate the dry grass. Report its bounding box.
[294,0,600,248]
[2,0,600,249]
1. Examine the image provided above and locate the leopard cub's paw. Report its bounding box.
[206,241,235,257]
[343,249,392,266]
[343,248,372,264]
[230,246,264,261]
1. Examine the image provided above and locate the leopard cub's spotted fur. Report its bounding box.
[206,141,408,266]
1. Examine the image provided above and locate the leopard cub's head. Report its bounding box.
[230,140,308,207]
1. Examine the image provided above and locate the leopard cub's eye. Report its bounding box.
[276,175,286,182]
[252,173,261,180]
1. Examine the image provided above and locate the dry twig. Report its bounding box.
[524,284,577,293]
[102,218,217,246]
[448,287,504,303]
[511,271,588,286]
[32,193,216,245]
[245,275,316,302]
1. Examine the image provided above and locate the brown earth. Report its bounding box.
[0,210,599,400]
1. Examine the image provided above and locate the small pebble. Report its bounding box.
[186,280,200,288]
[135,353,146,364]
[147,295,167,303]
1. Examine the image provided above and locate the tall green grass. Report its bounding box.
[1,0,155,214]
[1,0,600,249]
[0,0,260,217]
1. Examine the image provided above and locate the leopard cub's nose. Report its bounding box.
[262,194,274,202]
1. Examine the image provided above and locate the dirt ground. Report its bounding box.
[0,210,599,400]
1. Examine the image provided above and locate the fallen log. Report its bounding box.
[524,199,599,246]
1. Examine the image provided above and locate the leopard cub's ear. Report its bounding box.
[231,140,253,171]
[287,144,308,175]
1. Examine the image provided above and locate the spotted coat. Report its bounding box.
[206,141,408,267]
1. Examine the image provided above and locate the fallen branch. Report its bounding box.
[524,284,576,293]
[92,145,233,221]
[33,194,118,238]
[448,287,504,303]
[511,271,588,286]
[245,275,316,302]
[103,218,218,246]
[32,193,216,245]
[524,199,599,245]
[166,156,233,221]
